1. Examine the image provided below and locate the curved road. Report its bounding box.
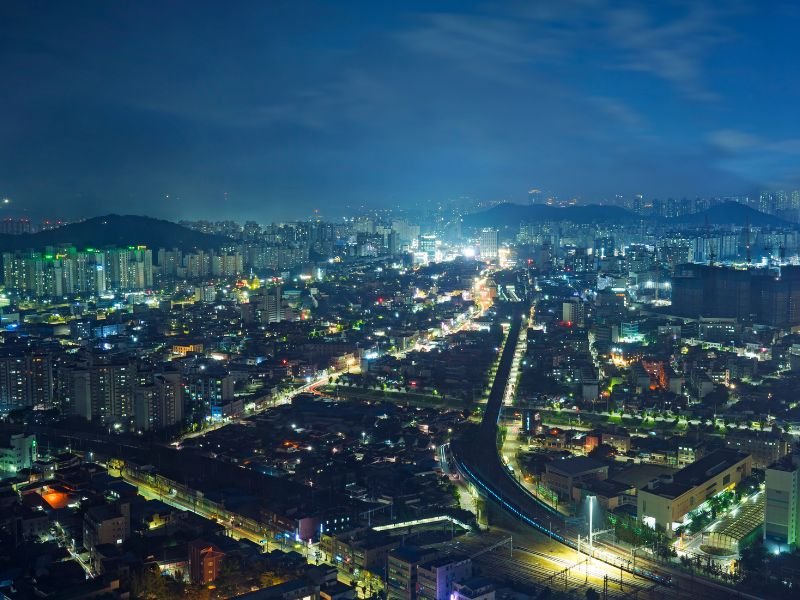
[450,303,760,600]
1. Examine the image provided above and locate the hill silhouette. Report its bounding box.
[0,215,231,252]
[462,203,640,228]
[665,201,788,228]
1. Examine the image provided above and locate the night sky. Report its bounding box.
[1,1,799,222]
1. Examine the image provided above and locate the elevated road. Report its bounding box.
[450,303,759,600]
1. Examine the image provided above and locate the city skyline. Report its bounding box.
[3,2,800,221]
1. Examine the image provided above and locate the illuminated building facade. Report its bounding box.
[765,456,800,552]
[638,449,752,536]
[479,228,499,259]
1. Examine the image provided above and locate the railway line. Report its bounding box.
[448,534,670,600]
[449,302,761,600]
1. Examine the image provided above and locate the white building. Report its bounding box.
[765,456,800,552]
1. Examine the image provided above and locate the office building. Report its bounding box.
[419,235,438,261]
[479,228,499,260]
[765,455,800,552]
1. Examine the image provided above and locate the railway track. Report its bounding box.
[448,535,664,600]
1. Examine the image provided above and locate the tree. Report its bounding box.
[588,443,615,461]
[185,585,211,600]
[130,567,184,600]
[373,416,402,442]
[216,556,244,597]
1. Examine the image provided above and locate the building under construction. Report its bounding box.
[670,263,800,327]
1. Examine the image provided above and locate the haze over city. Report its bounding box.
[3,1,800,221]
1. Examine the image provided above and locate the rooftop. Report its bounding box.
[709,492,765,543]
[645,449,750,499]
[421,554,470,570]
[545,456,607,476]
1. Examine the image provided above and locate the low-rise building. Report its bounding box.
[417,555,472,600]
[572,478,636,511]
[725,429,790,469]
[387,545,437,600]
[320,528,397,576]
[0,433,37,479]
[451,577,495,600]
[543,457,608,500]
[637,449,752,536]
[188,539,225,584]
[83,501,131,564]
[601,430,631,454]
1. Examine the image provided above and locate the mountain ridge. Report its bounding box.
[0,214,232,252]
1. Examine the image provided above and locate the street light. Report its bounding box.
[588,495,596,549]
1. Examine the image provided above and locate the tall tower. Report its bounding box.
[480,228,499,259]
[264,286,282,324]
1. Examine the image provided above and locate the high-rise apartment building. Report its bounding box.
[210,251,243,277]
[0,352,27,414]
[91,358,135,424]
[134,371,183,431]
[562,300,585,327]
[1,247,140,298]
[671,264,800,327]
[105,247,153,290]
[257,286,283,324]
[0,350,53,413]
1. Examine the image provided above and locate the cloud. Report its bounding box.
[400,3,740,101]
[587,96,649,132]
[396,12,568,84]
[602,3,736,100]
[707,129,800,186]
[708,129,763,153]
